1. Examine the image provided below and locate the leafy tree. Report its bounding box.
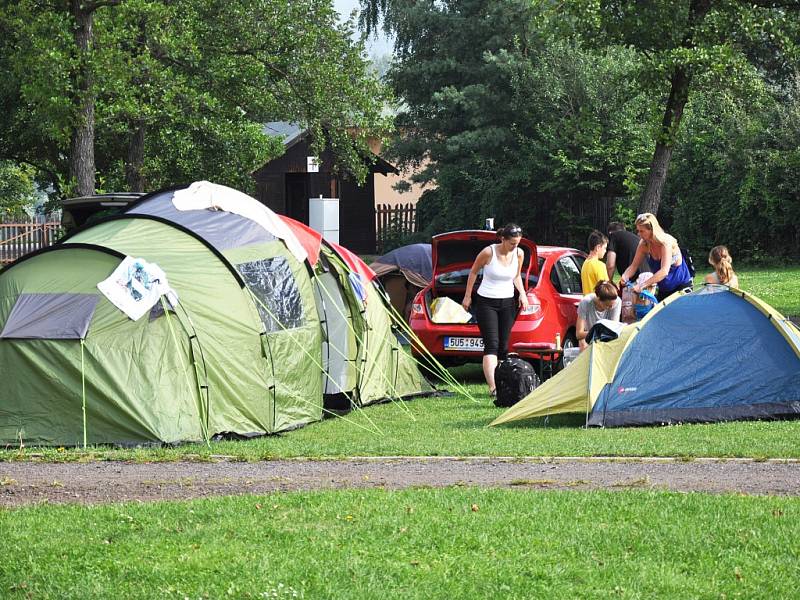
[0,161,38,217]
[363,0,800,225]
[668,73,800,261]
[561,0,800,215]
[375,0,655,246]
[0,0,391,199]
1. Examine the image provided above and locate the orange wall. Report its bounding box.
[368,137,431,208]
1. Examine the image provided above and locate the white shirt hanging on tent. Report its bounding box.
[97,256,179,321]
[172,181,308,263]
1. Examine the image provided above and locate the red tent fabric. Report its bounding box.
[278,216,322,266]
[277,215,375,281]
[329,241,376,282]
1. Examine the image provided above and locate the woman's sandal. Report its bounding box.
[489,389,497,397]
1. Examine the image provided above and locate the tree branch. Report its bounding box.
[83,0,123,12]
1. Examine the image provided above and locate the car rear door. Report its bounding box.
[431,230,538,296]
[549,252,584,322]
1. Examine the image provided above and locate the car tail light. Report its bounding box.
[519,291,542,318]
[411,291,425,320]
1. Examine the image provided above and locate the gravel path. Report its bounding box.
[2,457,800,506]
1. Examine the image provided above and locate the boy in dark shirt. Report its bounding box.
[606,222,640,280]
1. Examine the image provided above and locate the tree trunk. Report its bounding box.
[638,0,713,216]
[638,67,691,216]
[69,1,96,197]
[125,120,146,192]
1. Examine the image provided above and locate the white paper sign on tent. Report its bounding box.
[97,256,179,321]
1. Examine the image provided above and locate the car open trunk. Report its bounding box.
[427,230,538,324]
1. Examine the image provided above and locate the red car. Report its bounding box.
[410,230,586,374]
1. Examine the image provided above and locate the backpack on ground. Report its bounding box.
[494,355,540,408]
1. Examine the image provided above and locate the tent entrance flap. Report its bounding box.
[314,268,356,396]
[0,293,99,339]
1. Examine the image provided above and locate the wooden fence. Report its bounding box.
[0,215,62,265]
[375,203,418,253]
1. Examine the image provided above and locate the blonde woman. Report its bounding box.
[619,213,692,301]
[704,245,739,288]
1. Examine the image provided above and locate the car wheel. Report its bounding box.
[562,330,578,349]
[557,331,578,373]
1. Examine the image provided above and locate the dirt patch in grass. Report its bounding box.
[2,457,800,506]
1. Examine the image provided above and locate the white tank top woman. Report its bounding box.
[477,244,522,298]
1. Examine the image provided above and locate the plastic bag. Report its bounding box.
[634,290,658,320]
[621,285,636,323]
[430,296,473,324]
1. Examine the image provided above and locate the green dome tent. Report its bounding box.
[0,182,434,446]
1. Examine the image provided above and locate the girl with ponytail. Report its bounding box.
[705,246,739,288]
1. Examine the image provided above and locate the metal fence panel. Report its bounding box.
[0,216,62,265]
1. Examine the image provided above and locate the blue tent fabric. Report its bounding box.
[370,244,432,286]
[129,190,277,251]
[589,290,800,426]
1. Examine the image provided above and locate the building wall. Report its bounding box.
[253,136,378,252]
[368,138,429,208]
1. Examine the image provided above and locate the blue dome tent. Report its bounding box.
[492,286,800,428]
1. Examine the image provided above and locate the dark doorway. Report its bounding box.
[285,174,308,224]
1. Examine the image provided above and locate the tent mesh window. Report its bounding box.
[237,257,304,332]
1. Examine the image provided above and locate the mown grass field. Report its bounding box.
[4,389,800,462]
[2,488,799,599]
[2,267,799,599]
[738,265,800,316]
[1,266,799,463]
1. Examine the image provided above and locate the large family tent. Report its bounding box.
[280,217,435,408]
[491,286,800,428]
[0,182,327,445]
[0,181,434,446]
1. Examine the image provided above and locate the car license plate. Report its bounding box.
[444,336,484,352]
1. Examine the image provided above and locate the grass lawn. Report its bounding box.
[737,265,800,317]
[4,375,800,461]
[2,488,798,599]
[1,266,799,463]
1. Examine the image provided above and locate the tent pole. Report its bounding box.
[585,345,593,429]
[80,339,87,449]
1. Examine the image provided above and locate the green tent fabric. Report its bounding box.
[0,245,206,445]
[357,273,433,405]
[0,206,323,445]
[279,218,435,409]
[0,182,434,446]
[313,244,362,405]
[320,243,434,407]
[310,243,434,408]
